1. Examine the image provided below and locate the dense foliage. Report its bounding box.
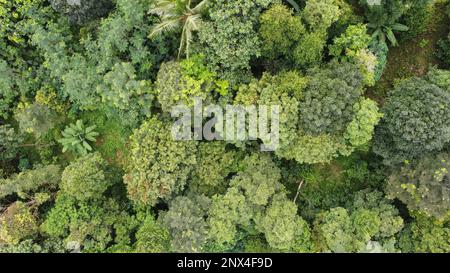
[1,0,450,254]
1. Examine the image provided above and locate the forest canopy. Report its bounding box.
[0,0,450,254]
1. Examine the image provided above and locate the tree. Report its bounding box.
[60,153,111,202]
[299,61,365,135]
[207,155,282,246]
[255,195,312,252]
[162,195,211,252]
[208,187,253,246]
[328,0,363,38]
[58,120,99,156]
[350,190,404,239]
[135,215,171,253]
[232,63,380,165]
[386,153,450,220]
[123,117,197,206]
[97,62,154,114]
[292,31,327,69]
[189,142,241,196]
[0,0,57,119]
[91,0,177,78]
[30,21,102,110]
[229,154,283,207]
[207,153,313,252]
[359,0,409,47]
[398,214,450,253]
[313,190,403,253]
[31,0,175,112]
[0,125,23,164]
[0,202,39,245]
[258,3,305,63]
[41,194,136,252]
[155,61,184,112]
[198,0,273,83]
[49,0,113,25]
[149,0,209,59]
[280,134,347,164]
[258,3,334,70]
[155,56,228,113]
[0,61,15,119]
[302,0,341,32]
[0,238,65,253]
[401,0,434,40]
[427,68,450,92]
[234,71,306,159]
[344,98,383,148]
[0,164,61,200]
[15,102,58,138]
[329,24,372,61]
[313,207,358,252]
[373,77,450,165]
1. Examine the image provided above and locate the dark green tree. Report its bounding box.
[373,77,450,165]
[49,0,113,25]
[198,0,273,83]
[299,61,365,135]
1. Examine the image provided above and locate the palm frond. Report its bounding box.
[178,22,188,59]
[391,23,409,32]
[150,0,207,59]
[149,17,183,38]
[385,28,398,46]
[149,0,177,16]
[191,0,209,14]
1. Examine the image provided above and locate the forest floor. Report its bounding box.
[367,2,450,104]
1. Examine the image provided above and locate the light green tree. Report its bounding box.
[135,215,171,253]
[302,0,341,31]
[373,77,450,165]
[0,202,39,245]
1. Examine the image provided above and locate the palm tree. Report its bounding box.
[148,0,208,59]
[360,0,409,47]
[369,22,409,47]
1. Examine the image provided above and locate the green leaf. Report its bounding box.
[82,141,93,151]
[385,28,398,46]
[85,125,97,133]
[71,139,82,146]
[76,120,84,131]
[391,23,409,32]
[85,135,96,142]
